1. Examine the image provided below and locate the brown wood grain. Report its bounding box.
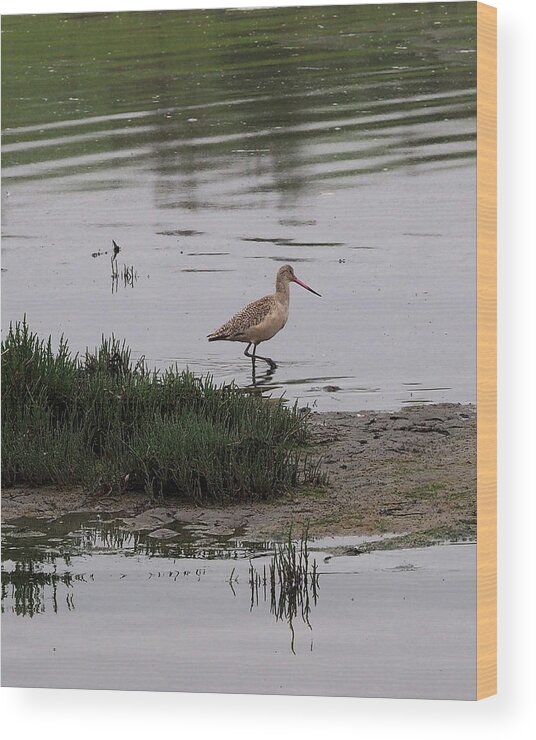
[476,1,497,701]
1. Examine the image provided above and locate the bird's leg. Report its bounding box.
[251,359,257,386]
[244,343,276,372]
[244,342,256,367]
[252,343,277,372]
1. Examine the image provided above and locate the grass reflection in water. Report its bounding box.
[247,529,320,653]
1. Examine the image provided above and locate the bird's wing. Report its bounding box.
[208,295,274,340]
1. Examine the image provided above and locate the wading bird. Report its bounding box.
[207,264,321,371]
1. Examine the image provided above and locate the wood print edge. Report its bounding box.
[476,1,497,701]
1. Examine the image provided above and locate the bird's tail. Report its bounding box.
[207,332,228,342]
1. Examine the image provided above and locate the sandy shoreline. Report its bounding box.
[1,403,475,546]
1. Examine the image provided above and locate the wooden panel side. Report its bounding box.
[476,1,497,701]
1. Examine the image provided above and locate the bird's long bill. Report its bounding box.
[293,276,322,297]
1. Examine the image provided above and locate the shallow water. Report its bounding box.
[1,515,476,699]
[1,4,476,411]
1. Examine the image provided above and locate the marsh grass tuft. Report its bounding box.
[2,320,324,501]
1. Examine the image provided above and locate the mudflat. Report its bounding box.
[1,403,475,547]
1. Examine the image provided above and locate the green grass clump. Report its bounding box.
[1,320,323,502]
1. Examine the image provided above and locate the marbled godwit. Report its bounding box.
[207,264,321,371]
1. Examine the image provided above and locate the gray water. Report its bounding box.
[1,516,476,699]
[1,4,477,411]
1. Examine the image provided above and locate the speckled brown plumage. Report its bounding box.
[207,294,276,342]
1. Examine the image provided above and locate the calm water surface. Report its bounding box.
[1,4,476,411]
[1,515,476,699]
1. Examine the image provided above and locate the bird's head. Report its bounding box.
[277,264,321,297]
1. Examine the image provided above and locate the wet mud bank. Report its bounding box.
[1,403,475,548]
